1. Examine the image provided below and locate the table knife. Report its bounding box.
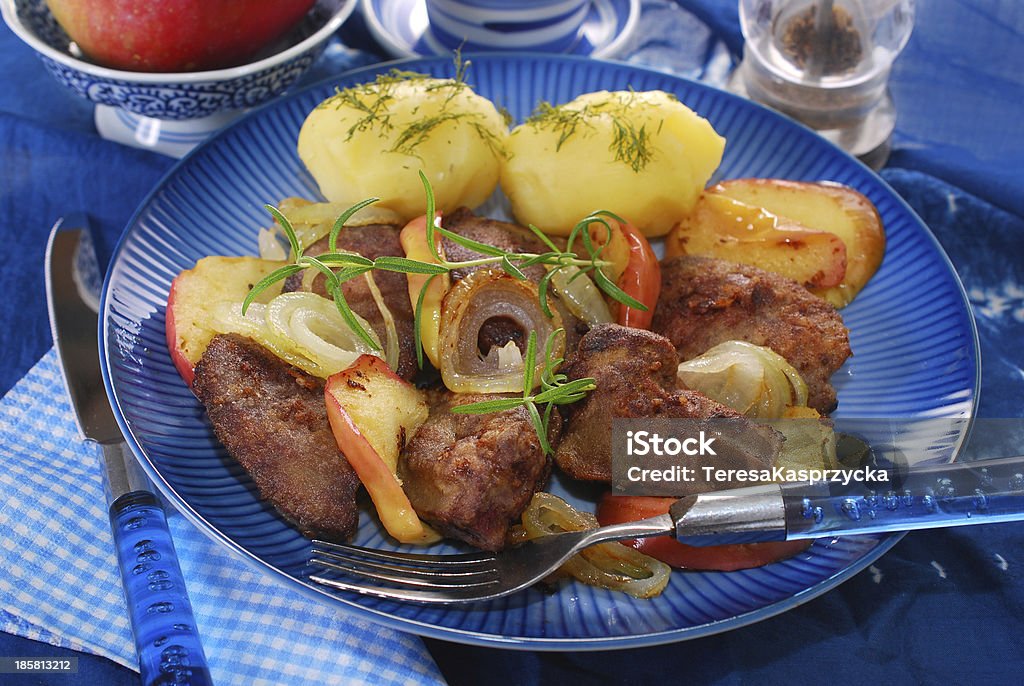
[45,214,213,686]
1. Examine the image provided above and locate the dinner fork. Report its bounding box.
[309,454,1024,604]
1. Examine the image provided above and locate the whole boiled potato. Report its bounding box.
[298,76,509,221]
[501,90,725,237]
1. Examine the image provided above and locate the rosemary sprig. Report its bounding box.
[245,171,648,365]
[450,329,596,455]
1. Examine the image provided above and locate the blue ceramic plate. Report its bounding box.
[361,0,639,59]
[101,55,979,649]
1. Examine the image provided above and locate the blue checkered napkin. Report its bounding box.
[0,349,446,686]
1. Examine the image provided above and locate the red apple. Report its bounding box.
[324,355,440,544]
[46,0,317,72]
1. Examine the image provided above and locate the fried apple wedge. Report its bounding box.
[166,256,285,386]
[665,193,847,289]
[324,355,440,545]
[711,179,885,307]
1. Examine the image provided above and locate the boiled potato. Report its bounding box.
[711,179,885,307]
[501,90,725,237]
[298,75,509,221]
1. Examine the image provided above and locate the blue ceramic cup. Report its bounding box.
[425,0,590,53]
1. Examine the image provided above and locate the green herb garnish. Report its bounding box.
[316,52,504,159]
[245,172,641,449]
[523,90,664,172]
[449,329,596,455]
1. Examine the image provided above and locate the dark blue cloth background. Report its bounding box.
[1,0,1022,683]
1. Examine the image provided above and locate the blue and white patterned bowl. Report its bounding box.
[0,0,355,155]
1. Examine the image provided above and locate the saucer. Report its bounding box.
[361,0,639,59]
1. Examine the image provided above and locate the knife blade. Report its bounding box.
[45,214,213,686]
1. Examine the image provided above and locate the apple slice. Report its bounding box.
[711,179,885,307]
[166,256,285,386]
[324,355,439,544]
[398,214,450,369]
[665,193,847,289]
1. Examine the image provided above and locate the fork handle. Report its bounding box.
[110,491,213,686]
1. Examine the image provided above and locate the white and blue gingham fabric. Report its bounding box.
[0,349,446,686]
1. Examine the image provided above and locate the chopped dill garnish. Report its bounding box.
[315,51,505,160]
[526,101,596,152]
[522,91,664,173]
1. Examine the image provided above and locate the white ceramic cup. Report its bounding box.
[425,0,590,52]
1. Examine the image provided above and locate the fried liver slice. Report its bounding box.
[398,392,558,551]
[191,333,359,541]
[554,324,778,484]
[652,256,851,413]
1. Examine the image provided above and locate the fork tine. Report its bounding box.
[310,556,500,588]
[311,540,495,567]
[310,553,494,579]
[307,574,500,604]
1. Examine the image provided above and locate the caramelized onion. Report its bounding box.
[257,226,287,260]
[439,268,564,393]
[677,340,809,419]
[362,271,400,371]
[212,292,382,378]
[519,493,670,599]
[548,266,613,325]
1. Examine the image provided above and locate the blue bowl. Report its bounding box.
[1,0,355,120]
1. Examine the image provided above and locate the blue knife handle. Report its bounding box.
[109,491,213,686]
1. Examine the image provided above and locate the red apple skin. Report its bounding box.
[46,0,317,72]
[164,275,195,387]
[324,356,438,544]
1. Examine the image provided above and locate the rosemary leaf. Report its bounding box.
[374,256,449,274]
[526,223,560,252]
[300,254,343,292]
[436,226,508,257]
[450,398,528,414]
[500,255,528,281]
[517,251,562,268]
[265,204,303,259]
[536,267,558,319]
[326,282,382,352]
[522,331,538,395]
[328,197,381,253]
[241,264,305,314]
[525,401,552,455]
[412,275,437,369]
[332,264,374,284]
[533,377,596,404]
[593,267,648,310]
[313,252,374,267]
[419,171,443,264]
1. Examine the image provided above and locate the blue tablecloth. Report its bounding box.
[2,0,1023,683]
